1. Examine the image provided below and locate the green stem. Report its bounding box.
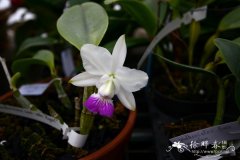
[79,86,96,135]
[188,21,200,66]
[214,79,226,125]
[80,107,95,135]
[200,33,219,67]
[52,78,72,110]
[188,21,200,89]
[74,97,81,126]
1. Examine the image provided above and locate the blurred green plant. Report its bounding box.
[122,0,240,124]
[215,38,240,114]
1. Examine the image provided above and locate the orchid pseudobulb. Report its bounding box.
[70,35,148,117]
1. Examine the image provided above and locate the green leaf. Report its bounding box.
[118,0,157,36]
[57,2,108,50]
[12,50,55,78]
[11,58,46,77]
[17,36,58,55]
[215,38,240,80]
[154,52,217,78]
[33,50,55,75]
[218,7,240,31]
[233,37,240,45]
[104,0,119,5]
[143,0,159,15]
[169,0,215,13]
[214,37,240,65]
[67,0,90,6]
[169,0,196,13]
[158,2,168,26]
[11,72,22,90]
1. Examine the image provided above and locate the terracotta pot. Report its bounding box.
[0,92,137,160]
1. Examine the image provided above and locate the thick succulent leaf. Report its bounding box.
[11,58,46,77]
[17,36,58,55]
[57,2,108,50]
[215,38,240,80]
[218,7,240,31]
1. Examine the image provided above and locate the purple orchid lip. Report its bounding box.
[84,93,114,117]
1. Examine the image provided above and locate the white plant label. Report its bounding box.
[61,48,75,77]
[170,121,240,145]
[19,78,60,96]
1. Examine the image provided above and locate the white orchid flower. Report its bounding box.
[70,35,148,117]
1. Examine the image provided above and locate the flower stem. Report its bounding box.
[74,97,81,126]
[188,21,200,89]
[188,20,200,66]
[79,87,96,135]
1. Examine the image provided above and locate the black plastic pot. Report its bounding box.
[150,87,217,118]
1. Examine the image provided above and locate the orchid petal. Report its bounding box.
[81,44,112,75]
[98,99,114,117]
[116,67,148,92]
[84,93,100,114]
[111,35,126,72]
[84,93,114,117]
[69,72,100,86]
[117,87,136,111]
